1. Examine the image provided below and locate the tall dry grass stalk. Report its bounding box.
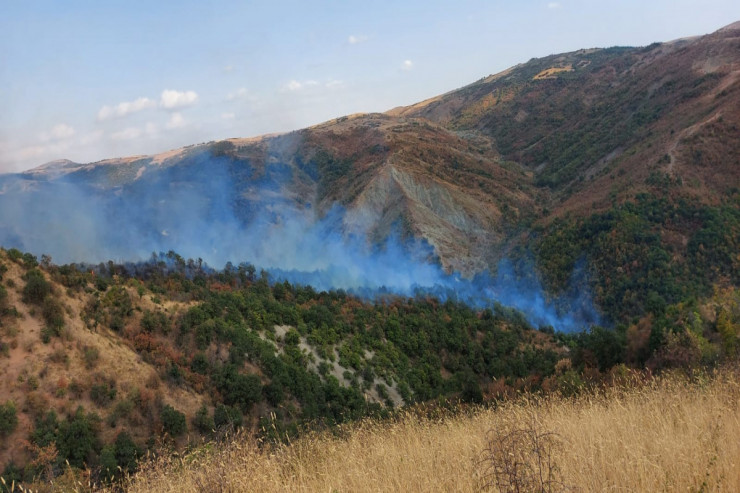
[107,368,740,492]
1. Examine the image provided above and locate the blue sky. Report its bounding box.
[1,0,739,173]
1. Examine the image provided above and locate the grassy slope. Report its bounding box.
[112,368,740,492]
[0,253,204,470]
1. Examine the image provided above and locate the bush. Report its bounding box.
[22,253,38,268]
[56,407,99,469]
[140,309,170,333]
[101,431,142,481]
[214,404,243,429]
[160,404,187,436]
[90,381,117,408]
[214,364,262,412]
[190,353,209,374]
[0,400,18,437]
[22,269,52,305]
[193,404,214,434]
[83,346,100,369]
[42,296,65,330]
[0,285,7,312]
[479,421,566,492]
[6,248,22,261]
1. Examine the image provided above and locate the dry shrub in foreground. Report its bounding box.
[479,418,568,492]
[105,368,740,492]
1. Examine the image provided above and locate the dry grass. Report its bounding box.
[105,368,740,492]
[532,65,574,80]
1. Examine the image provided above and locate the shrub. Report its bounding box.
[478,420,566,492]
[83,346,100,369]
[101,431,142,481]
[0,285,8,312]
[190,353,209,375]
[160,404,187,436]
[22,269,52,305]
[0,400,18,437]
[22,253,38,268]
[214,364,262,412]
[40,326,56,343]
[6,248,22,261]
[214,404,243,429]
[90,381,117,408]
[42,297,65,331]
[107,399,134,427]
[140,309,170,333]
[193,404,215,434]
[31,410,59,447]
[56,407,99,469]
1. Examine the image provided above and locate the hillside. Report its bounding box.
[0,114,538,278]
[0,247,573,485]
[0,24,737,330]
[1,246,739,489]
[89,369,740,492]
[1,21,740,490]
[390,23,740,211]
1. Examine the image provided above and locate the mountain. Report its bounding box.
[0,22,738,321]
[1,114,538,277]
[2,23,740,489]
[391,23,740,209]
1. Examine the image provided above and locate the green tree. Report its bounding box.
[22,269,52,305]
[160,405,187,436]
[56,407,99,469]
[214,364,262,412]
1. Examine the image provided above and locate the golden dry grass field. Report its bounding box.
[72,367,740,493]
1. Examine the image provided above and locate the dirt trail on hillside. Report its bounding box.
[667,111,723,171]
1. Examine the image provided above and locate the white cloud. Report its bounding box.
[160,89,199,110]
[78,130,104,146]
[144,122,158,136]
[282,79,320,92]
[547,2,562,9]
[348,34,368,45]
[284,80,303,92]
[325,79,345,89]
[111,127,142,141]
[39,124,75,142]
[402,60,414,71]
[50,123,76,140]
[227,87,251,101]
[221,113,236,120]
[97,97,156,121]
[165,112,186,129]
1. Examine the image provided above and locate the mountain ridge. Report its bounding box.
[1,22,738,306]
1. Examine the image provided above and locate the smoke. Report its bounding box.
[0,142,603,332]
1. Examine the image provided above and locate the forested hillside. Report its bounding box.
[1,247,738,488]
[1,21,740,492]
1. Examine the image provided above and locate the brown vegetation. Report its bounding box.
[102,368,740,492]
[0,251,204,469]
